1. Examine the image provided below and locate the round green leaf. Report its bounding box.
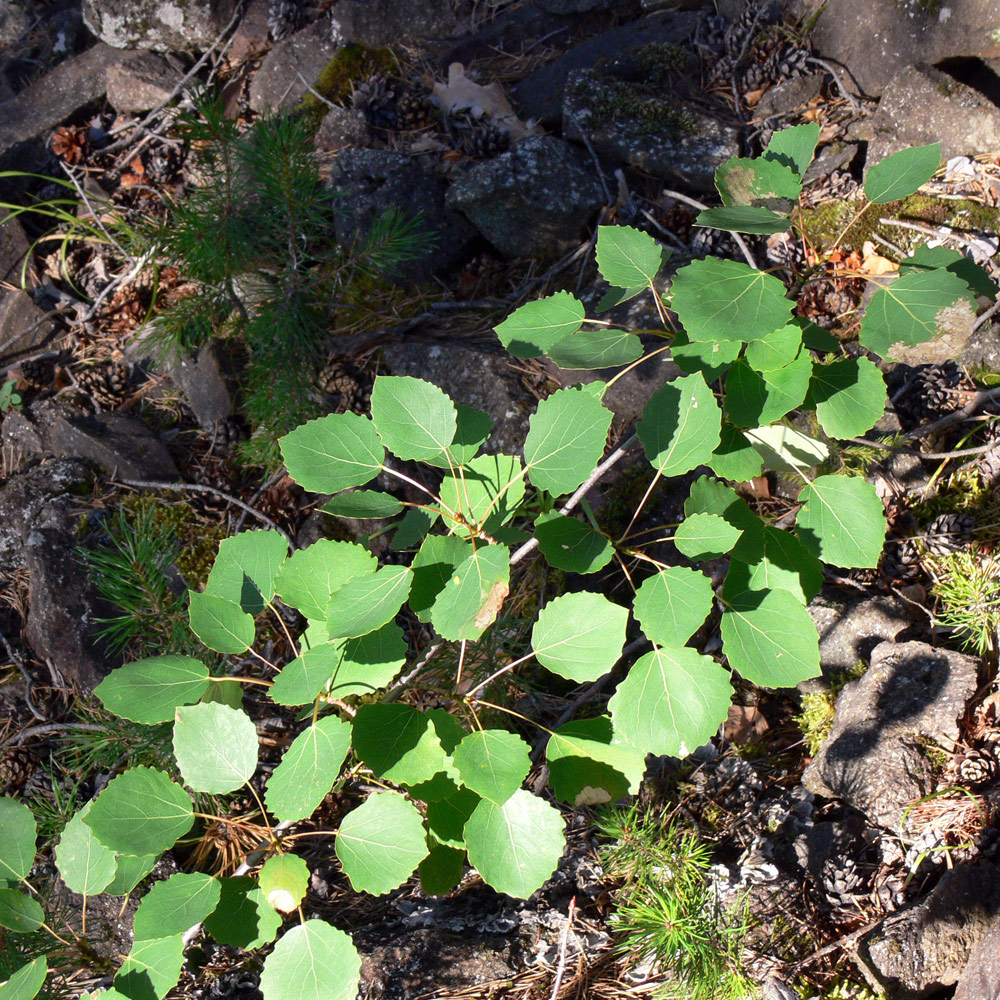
[724,352,812,428]
[205,530,288,616]
[279,411,384,494]
[674,511,743,560]
[744,323,803,372]
[85,768,193,856]
[609,646,732,757]
[325,564,412,639]
[494,290,584,358]
[546,717,646,806]
[0,797,36,882]
[715,155,800,210]
[671,331,740,380]
[452,730,530,804]
[320,491,404,518]
[115,934,184,1000]
[685,475,766,563]
[637,373,721,477]
[795,475,886,569]
[864,141,940,204]
[546,328,643,370]
[204,877,281,950]
[744,423,830,474]
[265,716,352,823]
[275,539,376,622]
[104,853,158,897]
[370,375,457,462]
[721,588,820,688]
[429,544,509,642]
[531,591,628,683]
[726,526,824,605]
[133,873,221,942]
[439,453,526,537]
[533,512,613,574]
[0,889,44,932]
[335,792,428,896]
[463,790,564,899]
[419,844,465,896]
[425,785,480,849]
[633,566,713,646]
[709,423,763,482]
[173,703,258,794]
[595,225,664,289]
[409,534,471,622]
[259,854,309,913]
[524,387,612,496]
[55,801,116,896]
[0,957,46,1000]
[95,656,210,725]
[423,403,493,469]
[259,920,361,1000]
[188,592,254,654]
[352,705,451,786]
[329,625,407,698]
[764,122,819,177]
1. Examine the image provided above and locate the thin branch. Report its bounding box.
[549,897,577,1000]
[383,639,443,703]
[877,216,994,256]
[846,436,994,460]
[0,632,45,721]
[901,386,1000,441]
[0,722,103,753]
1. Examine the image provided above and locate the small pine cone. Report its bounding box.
[352,77,398,130]
[51,125,88,165]
[821,855,865,903]
[19,357,52,388]
[765,44,812,82]
[267,1,299,40]
[958,747,1000,788]
[394,86,434,131]
[880,535,921,581]
[924,511,975,556]
[316,357,371,414]
[741,61,769,92]
[977,428,1000,487]
[765,230,805,269]
[894,361,964,425]
[75,363,129,408]
[459,122,511,159]
[1,745,38,794]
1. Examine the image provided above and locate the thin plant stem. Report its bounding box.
[463,648,538,700]
[467,697,555,736]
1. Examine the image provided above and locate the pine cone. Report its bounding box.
[75,363,130,408]
[267,1,300,40]
[51,125,88,165]
[316,357,371,414]
[958,747,1000,788]
[394,86,434,131]
[880,535,922,582]
[924,511,975,556]
[765,230,805,269]
[765,44,811,82]
[977,428,1000,487]
[821,855,866,903]
[1,745,38,794]
[352,76,398,131]
[458,121,511,160]
[894,361,964,425]
[19,357,52,388]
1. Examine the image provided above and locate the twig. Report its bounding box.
[0,722,104,753]
[661,188,758,269]
[0,632,45,721]
[784,917,883,976]
[80,250,156,323]
[511,433,639,566]
[568,113,612,207]
[806,56,863,113]
[877,216,995,256]
[845,436,994,460]
[296,72,337,110]
[59,164,130,260]
[116,478,294,548]
[901,385,1000,440]
[233,467,288,535]
[383,639,443,703]
[974,297,1000,332]
[549,897,577,1000]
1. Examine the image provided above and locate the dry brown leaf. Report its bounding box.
[432,63,535,141]
[474,580,510,630]
[860,241,898,276]
[723,705,769,745]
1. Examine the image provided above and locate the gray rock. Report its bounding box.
[802,640,978,832]
[808,589,916,678]
[331,150,477,282]
[380,341,534,456]
[82,0,238,52]
[785,0,1000,97]
[563,66,739,193]
[755,73,825,120]
[168,338,237,428]
[248,17,339,114]
[512,12,700,125]
[0,43,124,167]
[0,209,31,286]
[105,51,183,112]
[0,2,29,47]
[314,106,370,154]
[858,859,1000,999]
[445,136,602,260]
[954,918,1000,1000]
[329,0,473,47]
[0,290,60,367]
[962,321,1000,374]
[536,0,626,10]
[866,64,1000,168]
[228,0,272,63]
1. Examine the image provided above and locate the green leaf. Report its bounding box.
[335,792,428,895]
[419,844,465,895]
[864,142,940,204]
[464,790,564,899]
[531,591,628,682]
[430,544,509,642]
[899,243,997,298]
[609,646,732,757]
[674,511,743,560]
[671,330,741,381]
[685,476,766,563]
[424,405,493,470]
[495,291,585,358]
[172,703,258,795]
[95,656,210,725]
[524,387,612,496]
[275,539,376,622]
[84,767,193,856]
[133,873,221,942]
[763,122,820,177]
[798,318,840,351]
[595,225,664,289]
[204,877,280,950]
[709,423,763,481]
[715,156,800,210]
[280,411,384,494]
[370,375,457,461]
[320,491,404,518]
[744,423,831,474]
[858,268,975,360]
[796,475,886,568]
[328,624,407,698]
[809,358,887,439]
[259,920,360,1000]
[409,535,472,622]
[724,352,813,428]
[205,530,287,616]
[353,704,451,786]
[425,785,480,849]
[265,716,352,822]
[0,958,46,1000]
[188,592,254,654]
[270,642,340,706]
[0,890,43,933]
[744,323,804,372]
[440,453,526,536]
[637,373,722,477]
[546,717,646,806]
[533,512,613,574]
[633,566,713,646]
[115,935,184,1000]
[452,730,530,803]
[725,526,824,605]
[671,258,793,344]
[55,801,116,896]
[695,206,791,235]
[0,797,36,882]
[325,564,411,639]
[721,588,820,687]
[105,853,158,897]
[200,678,243,710]
[391,508,437,550]
[546,327,644,369]
[259,855,309,913]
